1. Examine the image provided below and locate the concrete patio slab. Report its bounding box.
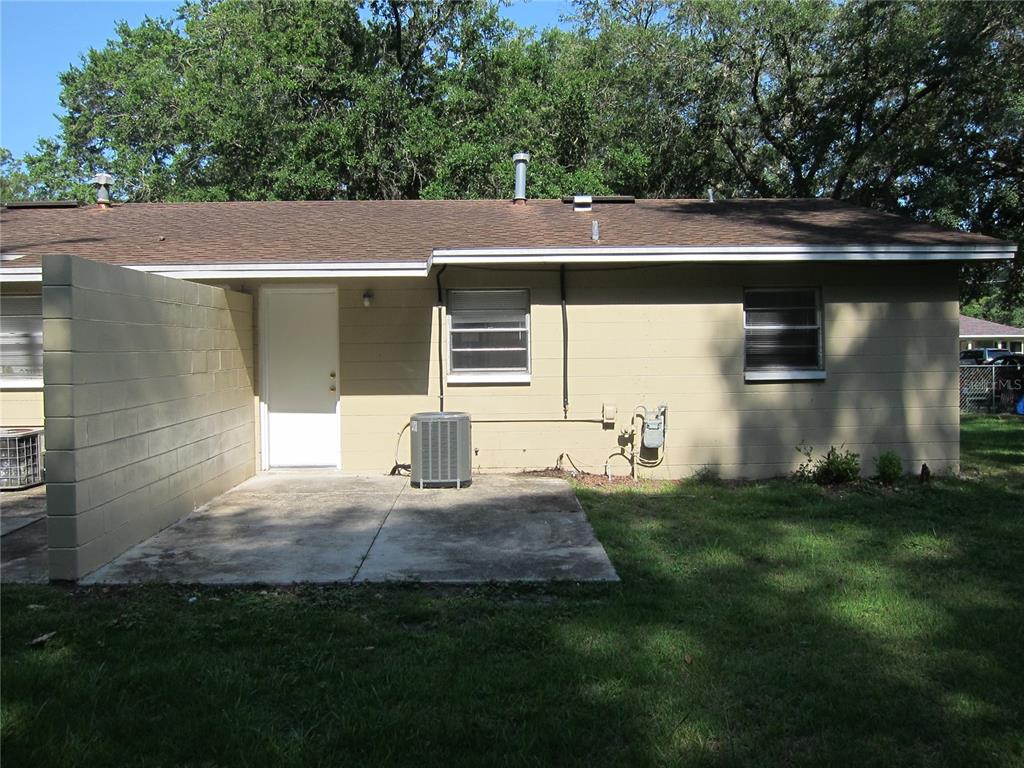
[1,486,47,537]
[1,487,49,584]
[0,519,48,584]
[82,472,618,585]
[84,474,399,585]
[355,475,618,582]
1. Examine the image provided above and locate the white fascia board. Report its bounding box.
[432,244,1016,263]
[0,378,44,389]
[1,262,429,284]
[3,241,1015,285]
[0,267,42,282]
[960,333,1024,339]
[134,261,430,279]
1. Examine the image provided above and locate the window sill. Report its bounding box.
[0,378,44,390]
[744,370,826,383]
[447,372,532,385]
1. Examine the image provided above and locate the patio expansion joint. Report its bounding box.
[350,481,407,583]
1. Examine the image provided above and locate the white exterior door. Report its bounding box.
[261,287,340,468]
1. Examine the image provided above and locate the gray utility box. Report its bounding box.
[410,412,472,489]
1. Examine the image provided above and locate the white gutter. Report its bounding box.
[134,261,430,278]
[432,244,1016,263]
[0,267,41,282]
[960,333,1024,339]
[0,261,429,283]
[0,243,1015,284]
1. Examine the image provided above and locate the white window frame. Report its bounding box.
[447,289,531,384]
[743,287,826,382]
[0,293,43,389]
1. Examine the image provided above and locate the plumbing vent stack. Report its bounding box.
[512,152,530,204]
[591,220,600,241]
[707,187,715,203]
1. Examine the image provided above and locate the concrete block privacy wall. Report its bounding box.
[42,255,255,580]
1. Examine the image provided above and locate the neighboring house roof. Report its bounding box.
[959,315,1024,339]
[0,198,1015,280]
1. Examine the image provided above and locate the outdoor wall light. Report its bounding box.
[362,291,374,307]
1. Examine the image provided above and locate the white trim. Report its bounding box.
[258,285,342,470]
[960,333,1024,339]
[0,267,42,282]
[744,370,827,382]
[2,241,1015,285]
[0,378,43,389]
[433,244,1015,263]
[447,372,532,385]
[1,262,429,284]
[138,262,429,279]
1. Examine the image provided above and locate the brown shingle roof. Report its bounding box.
[960,315,1024,338]
[0,197,1010,269]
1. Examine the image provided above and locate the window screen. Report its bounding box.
[448,289,530,374]
[0,295,43,382]
[743,288,822,371]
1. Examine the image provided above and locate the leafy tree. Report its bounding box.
[0,148,33,202]
[579,0,1023,320]
[15,0,1022,319]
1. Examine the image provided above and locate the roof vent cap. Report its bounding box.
[91,173,114,206]
[573,195,593,212]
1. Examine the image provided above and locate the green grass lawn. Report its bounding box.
[3,416,1023,767]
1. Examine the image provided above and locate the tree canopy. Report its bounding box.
[2,0,1021,322]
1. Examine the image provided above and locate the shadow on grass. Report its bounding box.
[2,453,1023,766]
[573,471,1024,766]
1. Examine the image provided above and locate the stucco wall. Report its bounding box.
[334,262,959,479]
[42,255,255,580]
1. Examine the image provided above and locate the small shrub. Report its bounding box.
[874,451,903,485]
[793,443,861,485]
[691,464,721,485]
[813,445,861,484]
[794,443,815,482]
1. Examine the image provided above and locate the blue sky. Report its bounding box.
[0,0,570,159]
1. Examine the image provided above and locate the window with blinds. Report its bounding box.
[447,289,530,380]
[0,295,43,384]
[743,288,823,377]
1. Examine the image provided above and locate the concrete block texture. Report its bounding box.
[42,255,255,580]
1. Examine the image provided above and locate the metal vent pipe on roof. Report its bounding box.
[91,173,114,207]
[513,153,530,204]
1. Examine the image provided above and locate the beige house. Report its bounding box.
[0,172,1016,579]
[959,315,1024,354]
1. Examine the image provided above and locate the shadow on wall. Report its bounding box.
[338,296,432,398]
[720,262,958,480]
[227,296,255,393]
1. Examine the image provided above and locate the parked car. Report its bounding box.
[960,348,1012,364]
[993,355,1024,369]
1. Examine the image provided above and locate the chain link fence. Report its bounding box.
[960,365,1024,412]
